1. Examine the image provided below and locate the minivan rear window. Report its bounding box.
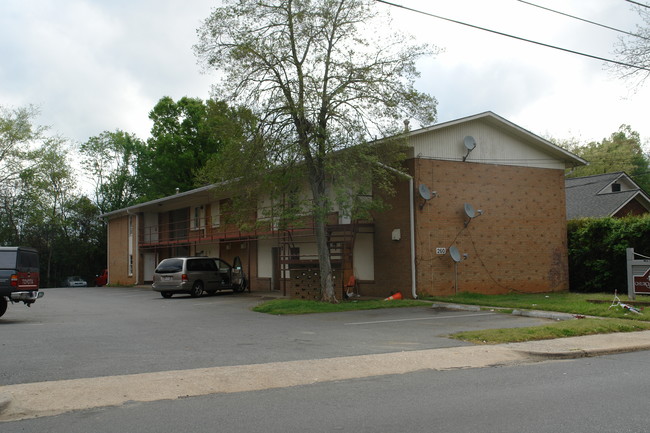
[155,259,183,274]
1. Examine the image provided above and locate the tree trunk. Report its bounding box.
[309,172,337,303]
[314,214,336,302]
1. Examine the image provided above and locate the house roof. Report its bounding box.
[407,111,588,168]
[102,112,586,219]
[100,182,227,219]
[565,172,650,219]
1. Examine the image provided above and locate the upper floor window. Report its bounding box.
[191,206,205,231]
[211,202,220,228]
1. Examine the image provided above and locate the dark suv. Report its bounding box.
[152,256,247,298]
[0,247,44,318]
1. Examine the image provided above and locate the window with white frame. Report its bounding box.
[191,206,205,231]
[211,202,220,228]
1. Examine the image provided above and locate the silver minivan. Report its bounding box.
[152,256,246,298]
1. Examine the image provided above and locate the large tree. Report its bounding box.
[140,96,257,200]
[565,125,650,191]
[0,105,105,287]
[0,105,45,188]
[194,0,438,302]
[80,130,146,214]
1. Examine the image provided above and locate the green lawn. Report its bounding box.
[424,292,649,320]
[252,291,650,344]
[451,318,650,344]
[252,298,429,315]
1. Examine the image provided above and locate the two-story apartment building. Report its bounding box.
[102,112,586,298]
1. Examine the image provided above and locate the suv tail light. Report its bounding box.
[10,274,17,287]
[181,274,188,282]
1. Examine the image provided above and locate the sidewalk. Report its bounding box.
[2,330,650,422]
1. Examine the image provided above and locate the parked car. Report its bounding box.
[152,256,247,298]
[0,246,44,318]
[64,276,87,287]
[95,269,108,287]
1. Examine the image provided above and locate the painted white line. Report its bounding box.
[345,312,496,325]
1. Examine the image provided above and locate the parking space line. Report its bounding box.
[192,298,244,306]
[345,312,496,325]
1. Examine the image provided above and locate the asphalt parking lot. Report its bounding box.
[0,286,554,386]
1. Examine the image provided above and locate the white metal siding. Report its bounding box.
[410,120,565,170]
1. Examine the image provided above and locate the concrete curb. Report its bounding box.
[506,330,650,360]
[511,309,578,321]
[431,303,481,312]
[514,344,650,360]
[0,392,13,416]
[432,302,585,321]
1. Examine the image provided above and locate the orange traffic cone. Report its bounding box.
[384,292,403,301]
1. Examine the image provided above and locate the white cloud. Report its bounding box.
[0,0,648,150]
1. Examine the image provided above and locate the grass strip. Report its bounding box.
[252,298,429,315]
[426,292,650,320]
[450,318,650,344]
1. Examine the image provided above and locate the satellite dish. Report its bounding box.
[463,136,477,162]
[449,246,461,263]
[464,203,476,219]
[464,136,476,151]
[419,184,432,201]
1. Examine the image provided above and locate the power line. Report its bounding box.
[626,0,650,9]
[518,0,649,41]
[374,0,650,72]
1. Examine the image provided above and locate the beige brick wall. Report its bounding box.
[107,215,137,286]
[372,158,569,297]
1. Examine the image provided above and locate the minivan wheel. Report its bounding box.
[190,282,203,298]
[0,297,7,318]
[161,292,173,299]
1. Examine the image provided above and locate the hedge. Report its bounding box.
[567,215,650,292]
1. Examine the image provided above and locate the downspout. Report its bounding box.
[408,176,417,299]
[106,218,110,286]
[127,209,139,285]
[378,163,417,299]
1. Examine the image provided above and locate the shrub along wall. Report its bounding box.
[567,215,650,293]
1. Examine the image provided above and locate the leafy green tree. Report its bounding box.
[565,125,650,191]
[0,105,42,183]
[194,0,438,302]
[140,96,255,200]
[80,130,146,214]
[22,139,77,286]
[53,196,106,285]
[0,104,105,287]
[0,105,71,254]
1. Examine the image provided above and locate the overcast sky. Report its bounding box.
[2,0,649,150]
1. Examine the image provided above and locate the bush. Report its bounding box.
[568,215,650,292]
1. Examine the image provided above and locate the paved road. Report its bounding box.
[2,351,648,433]
[1,286,552,386]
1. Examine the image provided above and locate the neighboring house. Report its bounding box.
[565,172,650,219]
[102,112,586,298]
